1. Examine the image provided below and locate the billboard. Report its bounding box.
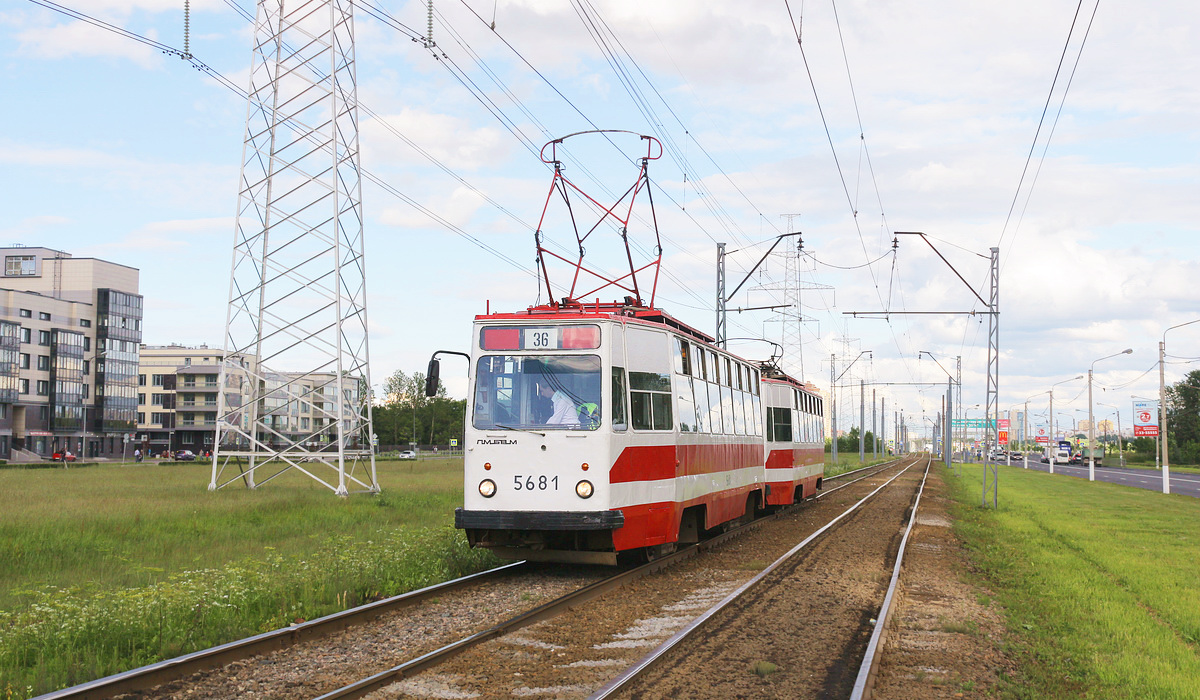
[1034,425,1050,444]
[1133,400,1160,437]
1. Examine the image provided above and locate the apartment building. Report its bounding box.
[137,345,359,454]
[0,246,142,459]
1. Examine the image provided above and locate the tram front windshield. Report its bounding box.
[473,355,602,431]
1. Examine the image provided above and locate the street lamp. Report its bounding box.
[1048,375,1083,474]
[1097,402,1124,467]
[1161,319,1200,495]
[1089,349,1133,481]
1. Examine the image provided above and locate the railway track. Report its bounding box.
[595,453,932,699]
[36,456,912,700]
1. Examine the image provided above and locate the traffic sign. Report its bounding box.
[450,439,458,447]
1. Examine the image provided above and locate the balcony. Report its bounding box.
[179,401,219,408]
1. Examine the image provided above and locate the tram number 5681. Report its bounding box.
[514,475,558,491]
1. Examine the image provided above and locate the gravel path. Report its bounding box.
[364,460,914,699]
[869,468,1018,698]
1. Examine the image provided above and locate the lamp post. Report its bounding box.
[1097,402,1124,467]
[1048,375,1083,475]
[1089,349,1132,481]
[1161,319,1200,495]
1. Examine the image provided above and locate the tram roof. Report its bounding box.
[476,301,715,344]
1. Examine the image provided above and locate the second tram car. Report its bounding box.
[446,302,825,565]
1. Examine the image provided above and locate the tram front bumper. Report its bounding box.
[455,508,624,530]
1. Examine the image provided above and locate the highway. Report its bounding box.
[995,457,1200,498]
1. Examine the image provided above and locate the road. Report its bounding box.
[992,457,1200,498]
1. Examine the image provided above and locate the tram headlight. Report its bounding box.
[478,479,497,498]
[575,480,594,499]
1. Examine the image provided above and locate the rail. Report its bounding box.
[589,455,922,698]
[849,452,933,699]
[33,561,528,700]
[315,458,913,699]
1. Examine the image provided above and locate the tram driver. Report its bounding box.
[538,383,580,426]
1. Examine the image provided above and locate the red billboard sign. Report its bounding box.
[1134,425,1160,437]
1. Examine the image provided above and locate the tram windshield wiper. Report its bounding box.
[494,424,546,437]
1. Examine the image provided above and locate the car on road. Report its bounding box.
[51,452,77,462]
[175,450,196,461]
[398,450,416,460]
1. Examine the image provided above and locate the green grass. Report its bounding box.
[824,452,895,477]
[0,457,497,698]
[946,463,1200,699]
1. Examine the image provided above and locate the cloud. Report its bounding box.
[16,19,163,68]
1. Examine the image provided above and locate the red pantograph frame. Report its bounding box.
[534,130,664,308]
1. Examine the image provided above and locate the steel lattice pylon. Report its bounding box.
[210,0,377,495]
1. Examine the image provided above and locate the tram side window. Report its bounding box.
[705,379,723,433]
[676,375,698,432]
[751,391,762,436]
[692,378,708,433]
[694,344,707,381]
[630,371,673,431]
[612,367,628,432]
[673,338,692,376]
[770,407,793,442]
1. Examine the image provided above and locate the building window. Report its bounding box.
[152,374,165,387]
[82,384,88,399]
[38,330,50,346]
[151,412,165,425]
[151,394,165,406]
[36,380,49,396]
[83,360,89,375]
[184,358,191,366]
[20,328,30,344]
[40,406,49,421]
[138,374,146,386]
[5,255,37,277]
[38,312,51,321]
[138,393,145,405]
[79,319,91,328]
[19,378,28,394]
[137,412,145,424]
[19,353,29,369]
[19,309,31,318]
[37,355,50,371]
[83,337,90,352]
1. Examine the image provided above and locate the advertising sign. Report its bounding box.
[1034,425,1050,444]
[998,419,1010,431]
[1133,400,1160,437]
[998,430,1009,444]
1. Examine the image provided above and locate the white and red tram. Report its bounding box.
[449,302,825,565]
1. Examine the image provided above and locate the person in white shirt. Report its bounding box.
[538,383,578,426]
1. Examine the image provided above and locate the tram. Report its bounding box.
[431,302,824,564]
[427,131,825,564]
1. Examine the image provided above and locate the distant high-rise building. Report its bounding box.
[0,245,142,459]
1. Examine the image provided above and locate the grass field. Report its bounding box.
[0,457,496,698]
[824,451,896,476]
[946,463,1200,699]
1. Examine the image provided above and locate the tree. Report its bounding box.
[1165,370,1200,465]
[374,368,463,448]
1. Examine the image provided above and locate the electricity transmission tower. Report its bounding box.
[210,0,378,495]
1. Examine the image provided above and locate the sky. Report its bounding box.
[2,0,1198,442]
